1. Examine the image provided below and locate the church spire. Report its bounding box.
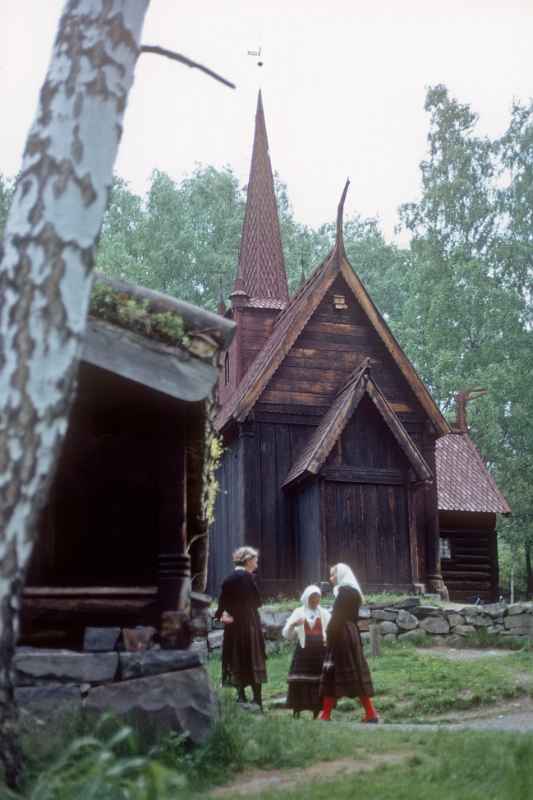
[232,91,289,308]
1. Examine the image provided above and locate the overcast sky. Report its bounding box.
[1,1,532,242]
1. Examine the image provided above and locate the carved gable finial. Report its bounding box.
[336,178,350,259]
[453,388,488,432]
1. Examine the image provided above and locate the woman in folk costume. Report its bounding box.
[215,546,267,709]
[319,563,379,723]
[282,585,331,718]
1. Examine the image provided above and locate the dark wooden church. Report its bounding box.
[209,92,509,601]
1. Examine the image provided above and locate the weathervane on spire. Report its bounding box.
[247,47,263,67]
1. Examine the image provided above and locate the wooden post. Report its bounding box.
[422,429,448,600]
[370,623,381,657]
[158,435,191,648]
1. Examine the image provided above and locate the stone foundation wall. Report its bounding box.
[14,641,217,743]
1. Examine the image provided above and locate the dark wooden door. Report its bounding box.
[324,480,411,588]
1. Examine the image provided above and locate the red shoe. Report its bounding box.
[319,696,336,721]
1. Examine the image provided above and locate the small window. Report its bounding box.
[224,353,230,385]
[440,537,451,560]
[333,294,348,310]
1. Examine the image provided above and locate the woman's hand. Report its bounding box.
[220,611,234,624]
[291,616,305,628]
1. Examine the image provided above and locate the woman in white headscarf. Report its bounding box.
[282,585,331,718]
[318,563,379,723]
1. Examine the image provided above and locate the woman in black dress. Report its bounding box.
[282,584,331,718]
[215,546,267,708]
[319,563,379,723]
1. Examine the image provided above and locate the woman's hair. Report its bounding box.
[232,546,259,566]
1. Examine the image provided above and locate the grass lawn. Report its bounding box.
[7,640,533,799]
[259,591,444,612]
[208,638,533,722]
[235,727,533,800]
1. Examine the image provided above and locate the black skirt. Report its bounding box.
[320,620,374,699]
[221,614,267,688]
[286,630,326,711]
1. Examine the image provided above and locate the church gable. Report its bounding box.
[327,395,411,472]
[283,361,432,488]
[260,273,427,426]
[216,180,449,437]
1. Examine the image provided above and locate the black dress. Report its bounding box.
[215,569,267,688]
[286,618,327,713]
[320,585,374,699]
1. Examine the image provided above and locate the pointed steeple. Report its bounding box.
[232,91,289,308]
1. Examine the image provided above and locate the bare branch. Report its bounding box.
[140,45,236,89]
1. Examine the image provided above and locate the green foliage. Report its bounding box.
[398,85,533,596]
[89,283,189,348]
[96,167,245,311]
[17,717,185,800]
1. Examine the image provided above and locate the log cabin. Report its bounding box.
[209,91,509,602]
[21,275,235,648]
[436,391,510,602]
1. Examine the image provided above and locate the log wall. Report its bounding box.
[439,511,499,602]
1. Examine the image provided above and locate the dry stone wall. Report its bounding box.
[220,600,533,646]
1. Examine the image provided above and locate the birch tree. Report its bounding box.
[0,1,150,787]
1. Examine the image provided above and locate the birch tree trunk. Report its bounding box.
[0,1,150,787]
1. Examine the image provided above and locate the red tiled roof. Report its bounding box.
[436,433,511,514]
[234,91,289,306]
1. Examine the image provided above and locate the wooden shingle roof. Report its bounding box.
[284,359,433,488]
[436,433,511,514]
[216,185,451,435]
[232,91,289,309]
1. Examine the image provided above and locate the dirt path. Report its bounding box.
[209,699,533,799]
[212,648,533,797]
[415,646,518,661]
[209,751,413,798]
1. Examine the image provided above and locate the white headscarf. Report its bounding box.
[333,563,365,602]
[300,584,322,624]
[282,585,331,648]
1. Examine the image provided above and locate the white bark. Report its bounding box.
[0,0,150,785]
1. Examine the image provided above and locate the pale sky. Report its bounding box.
[1,1,532,242]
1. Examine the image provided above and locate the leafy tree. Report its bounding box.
[399,85,533,597]
[97,166,245,311]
